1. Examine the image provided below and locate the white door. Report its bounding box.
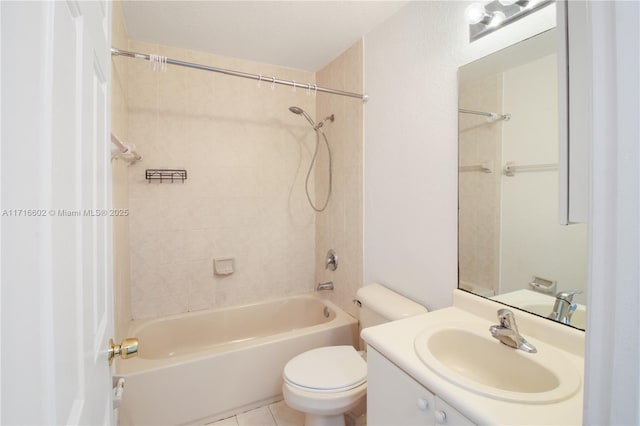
[1,1,114,424]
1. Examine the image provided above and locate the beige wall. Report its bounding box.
[315,42,364,317]
[125,41,318,319]
[111,0,131,340]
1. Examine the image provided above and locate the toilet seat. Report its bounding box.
[283,346,367,393]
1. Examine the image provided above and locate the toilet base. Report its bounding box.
[305,413,345,426]
[282,381,366,426]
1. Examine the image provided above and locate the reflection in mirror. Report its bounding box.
[458,28,588,330]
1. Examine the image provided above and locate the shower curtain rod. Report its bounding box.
[459,108,511,121]
[111,48,368,102]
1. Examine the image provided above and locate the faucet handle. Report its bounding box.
[556,290,582,303]
[497,309,517,330]
[497,308,513,323]
[325,249,338,271]
[491,309,537,353]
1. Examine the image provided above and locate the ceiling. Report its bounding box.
[120,1,408,72]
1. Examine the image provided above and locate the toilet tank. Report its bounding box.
[356,283,428,329]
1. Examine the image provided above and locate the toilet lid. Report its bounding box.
[283,346,367,392]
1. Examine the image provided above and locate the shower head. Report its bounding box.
[315,114,335,130]
[289,106,316,129]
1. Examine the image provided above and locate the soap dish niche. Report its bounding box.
[214,258,235,276]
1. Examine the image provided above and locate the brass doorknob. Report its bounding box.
[109,337,139,365]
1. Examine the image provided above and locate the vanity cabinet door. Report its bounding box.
[367,347,476,426]
[434,397,475,426]
[367,347,436,425]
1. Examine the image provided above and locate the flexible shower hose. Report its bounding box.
[305,127,332,212]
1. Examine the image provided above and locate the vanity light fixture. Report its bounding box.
[465,0,553,42]
[487,11,506,28]
[464,2,492,25]
[465,3,507,27]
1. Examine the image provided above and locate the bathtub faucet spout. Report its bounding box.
[316,281,334,291]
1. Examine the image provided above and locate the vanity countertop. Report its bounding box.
[361,290,584,425]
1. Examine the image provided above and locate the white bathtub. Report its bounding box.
[116,294,358,425]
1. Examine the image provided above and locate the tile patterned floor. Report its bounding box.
[207,400,366,426]
[206,401,304,426]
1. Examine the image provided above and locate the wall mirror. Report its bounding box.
[457,28,588,330]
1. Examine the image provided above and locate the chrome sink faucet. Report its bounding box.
[548,291,581,325]
[489,309,537,353]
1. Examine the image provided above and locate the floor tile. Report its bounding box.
[268,400,305,426]
[237,406,276,426]
[206,416,238,426]
[204,399,366,426]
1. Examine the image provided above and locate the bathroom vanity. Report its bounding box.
[368,347,474,425]
[362,290,584,425]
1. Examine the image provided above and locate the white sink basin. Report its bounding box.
[521,304,586,329]
[414,322,581,403]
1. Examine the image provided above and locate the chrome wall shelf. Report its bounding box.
[145,169,187,183]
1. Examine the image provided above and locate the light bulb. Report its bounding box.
[488,11,506,27]
[501,0,533,7]
[465,3,487,25]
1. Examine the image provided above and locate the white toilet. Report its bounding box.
[282,283,428,426]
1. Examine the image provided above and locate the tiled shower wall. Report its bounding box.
[458,73,502,295]
[125,41,319,319]
[315,42,364,318]
[111,0,131,339]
